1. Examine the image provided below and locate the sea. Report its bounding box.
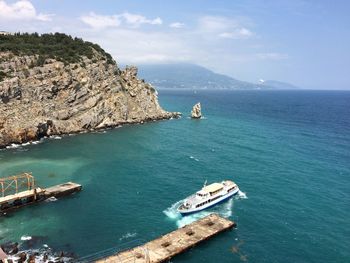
[0,90,349,262]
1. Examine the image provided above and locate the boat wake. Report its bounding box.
[163,200,183,220]
[119,232,137,241]
[236,190,248,199]
[163,197,238,228]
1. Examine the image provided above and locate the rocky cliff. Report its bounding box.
[0,35,179,148]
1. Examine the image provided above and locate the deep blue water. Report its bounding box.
[0,90,349,262]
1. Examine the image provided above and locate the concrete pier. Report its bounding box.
[0,181,82,213]
[94,214,236,263]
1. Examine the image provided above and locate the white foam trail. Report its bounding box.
[189,156,199,161]
[163,200,183,220]
[6,143,21,149]
[6,255,20,262]
[5,139,44,149]
[45,196,58,202]
[163,197,236,228]
[176,211,212,228]
[119,232,137,241]
[51,135,62,140]
[7,251,73,263]
[186,116,206,119]
[20,236,32,241]
[236,190,248,199]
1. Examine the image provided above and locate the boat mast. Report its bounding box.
[203,180,207,188]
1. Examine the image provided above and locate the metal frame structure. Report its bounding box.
[0,173,35,197]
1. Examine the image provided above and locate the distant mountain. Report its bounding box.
[260,80,300,90]
[137,63,300,90]
[137,63,260,90]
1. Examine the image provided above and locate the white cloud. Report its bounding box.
[198,16,231,32]
[0,6,290,84]
[0,0,53,21]
[169,22,185,28]
[257,52,289,60]
[121,12,162,27]
[77,14,265,67]
[198,15,253,39]
[80,12,162,29]
[82,28,190,64]
[238,28,253,37]
[80,12,121,29]
[219,28,253,39]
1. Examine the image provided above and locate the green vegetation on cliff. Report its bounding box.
[0,32,114,66]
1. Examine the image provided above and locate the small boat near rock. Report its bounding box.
[177,180,239,215]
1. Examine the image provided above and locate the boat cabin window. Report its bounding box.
[195,199,210,208]
[209,188,223,196]
[228,186,236,192]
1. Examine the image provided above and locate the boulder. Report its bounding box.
[191,102,202,119]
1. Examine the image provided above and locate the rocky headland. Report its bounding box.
[0,33,180,148]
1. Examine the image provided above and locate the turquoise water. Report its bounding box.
[0,90,349,262]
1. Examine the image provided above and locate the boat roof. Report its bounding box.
[201,183,223,194]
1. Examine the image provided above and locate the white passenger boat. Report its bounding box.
[177,180,239,215]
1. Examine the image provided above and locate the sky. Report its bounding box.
[0,0,349,89]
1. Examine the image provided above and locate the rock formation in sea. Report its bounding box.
[1,239,75,262]
[0,33,180,148]
[191,102,202,119]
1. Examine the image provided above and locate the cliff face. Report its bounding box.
[0,51,179,148]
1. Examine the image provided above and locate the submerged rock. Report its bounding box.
[0,242,18,255]
[191,102,202,119]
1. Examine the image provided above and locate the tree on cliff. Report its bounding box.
[0,32,114,66]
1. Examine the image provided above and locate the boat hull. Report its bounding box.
[178,188,239,216]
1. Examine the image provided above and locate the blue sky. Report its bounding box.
[0,0,349,89]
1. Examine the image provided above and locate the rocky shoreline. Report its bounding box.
[0,238,75,263]
[0,111,180,150]
[0,50,180,149]
[1,114,180,150]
